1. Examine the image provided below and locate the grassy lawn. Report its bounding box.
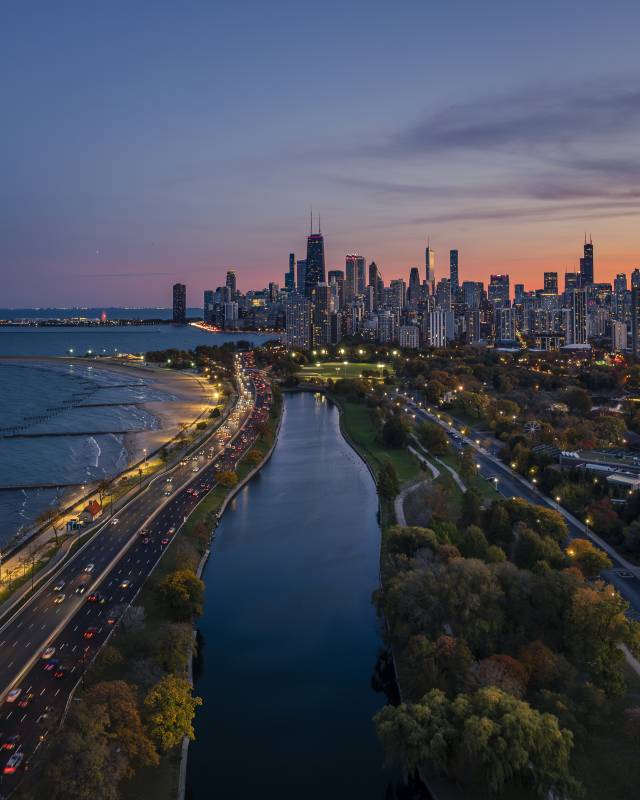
[299,361,393,382]
[336,398,419,484]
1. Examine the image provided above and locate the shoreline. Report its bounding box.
[0,358,212,543]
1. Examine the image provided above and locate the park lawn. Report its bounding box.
[298,361,393,382]
[337,398,419,484]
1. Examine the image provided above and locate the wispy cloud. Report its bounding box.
[382,80,640,156]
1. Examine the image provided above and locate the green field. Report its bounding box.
[299,361,391,382]
[336,398,419,484]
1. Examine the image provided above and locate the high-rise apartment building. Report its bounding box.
[449,250,459,294]
[345,254,365,302]
[203,290,214,323]
[285,295,311,350]
[172,283,186,324]
[567,288,588,345]
[544,272,558,294]
[462,281,484,309]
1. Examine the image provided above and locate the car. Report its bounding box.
[111,517,119,525]
[53,667,66,679]
[192,466,199,473]
[41,647,56,659]
[53,593,65,604]
[138,528,148,537]
[191,490,199,498]
[163,488,172,496]
[17,692,34,709]
[75,583,88,595]
[106,613,119,625]
[1,735,20,752]
[180,459,188,465]
[83,627,98,640]
[617,570,634,579]
[168,527,175,534]
[142,537,150,545]
[53,579,65,591]
[43,659,59,672]
[160,538,170,546]
[84,563,95,573]
[5,689,21,704]
[120,579,132,589]
[87,592,107,604]
[4,751,23,774]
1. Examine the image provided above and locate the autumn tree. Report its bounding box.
[158,569,204,621]
[217,470,238,487]
[84,681,159,775]
[566,538,612,579]
[144,675,202,752]
[377,460,400,500]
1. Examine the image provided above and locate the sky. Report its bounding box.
[2,0,640,306]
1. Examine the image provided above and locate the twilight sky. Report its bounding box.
[2,0,640,306]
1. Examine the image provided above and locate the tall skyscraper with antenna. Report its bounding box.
[425,239,436,295]
[304,211,326,296]
[579,235,594,286]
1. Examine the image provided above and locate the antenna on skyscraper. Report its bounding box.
[318,214,321,234]
[310,208,313,235]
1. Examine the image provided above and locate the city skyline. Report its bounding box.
[3,2,640,305]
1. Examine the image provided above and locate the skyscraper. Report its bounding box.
[203,289,214,323]
[285,294,311,350]
[564,272,579,293]
[172,283,186,324]
[579,237,594,286]
[449,250,459,294]
[544,272,558,294]
[344,254,365,302]
[567,288,588,345]
[225,270,237,296]
[408,267,421,306]
[632,269,640,357]
[488,274,510,306]
[368,262,383,309]
[425,242,435,295]
[296,260,307,292]
[285,253,295,291]
[304,216,325,296]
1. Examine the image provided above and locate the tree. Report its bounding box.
[469,654,529,698]
[382,414,409,448]
[458,448,478,484]
[158,569,204,621]
[377,460,400,500]
[375,688,577,797]
[461,488,483,527]
[564,387,592,416]
[217,470,238,487]
[385,526,439,558]
[84,681,159,775]
[425,379,446,404]
[566,538,612,579]
[37,506,62,545]
[513,526,564,570]
[245,449,263,465]
[417,422,449,456]
[518,641,561,690]
[45,702,128,800]
[144,675,202,752]
[566,583,636,696]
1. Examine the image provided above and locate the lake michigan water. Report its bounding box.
[0,325,274,544]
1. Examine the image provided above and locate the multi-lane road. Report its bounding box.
[0,352,272,794]
[402,390,640,615]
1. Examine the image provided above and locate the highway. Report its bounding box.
[401,391,640,617]
[0,352,272,794]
